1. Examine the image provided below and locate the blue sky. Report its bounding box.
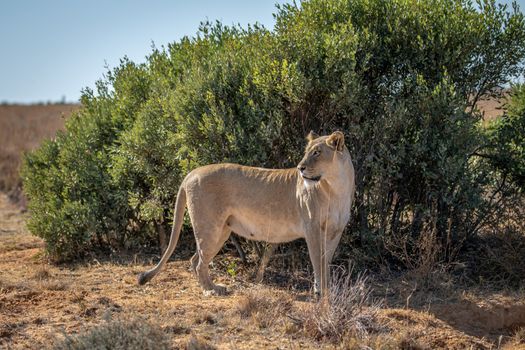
[0,0,523,103]
[0,0,287,103]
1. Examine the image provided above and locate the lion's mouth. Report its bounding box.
[301,174,321,182]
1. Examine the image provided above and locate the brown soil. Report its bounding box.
[1,193,524,349]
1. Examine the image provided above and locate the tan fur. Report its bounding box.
[138,131,356,296]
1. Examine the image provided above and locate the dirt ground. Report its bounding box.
[1,193,524,349]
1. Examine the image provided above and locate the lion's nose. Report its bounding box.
[298,165,306,172]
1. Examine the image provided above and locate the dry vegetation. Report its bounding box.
[1,192,525,349]
[2,103,524,349]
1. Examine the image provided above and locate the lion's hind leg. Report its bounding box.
[193,224,231,295]
[254,243,277,283]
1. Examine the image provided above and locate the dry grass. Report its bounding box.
[185,335,217,350]
[237,286,295,330]
[463,196,525,289]
[0,104,78,202]
[1,194,524,349]
[299,267,382,342]
[470,229,525,288]
[503,327,525,349]
[52,316,171,350]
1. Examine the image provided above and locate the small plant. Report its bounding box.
[32,265,51,280]
[226,260,238,278]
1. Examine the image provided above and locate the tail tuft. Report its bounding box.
[137,272,151,285]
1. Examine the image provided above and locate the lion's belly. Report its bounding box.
[227,214,305,243]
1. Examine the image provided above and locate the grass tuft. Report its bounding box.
[185,335,216,350]
[300,267,382,342]
[237,286,294,329]
[52,316,170,350]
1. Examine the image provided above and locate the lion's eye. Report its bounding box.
[313,150,321,157]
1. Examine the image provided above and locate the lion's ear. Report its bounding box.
[326,131,345,151]
[306,130,319,142]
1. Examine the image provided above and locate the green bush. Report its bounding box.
[22,0,525,267]
[464,84,525,286]
[273,0,525,267]
[486,84,525,190]
[22,60,152,260]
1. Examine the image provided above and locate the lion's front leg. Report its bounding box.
[305,229,344,297]
[324,230,344,288]
[305,232,327,297]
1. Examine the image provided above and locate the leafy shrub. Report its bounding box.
[273,0,525,268]
[459,85,525,286]
[486,84,525,190]
[22,0,525,267]
[22,60,151,260]
[110,97,183,249]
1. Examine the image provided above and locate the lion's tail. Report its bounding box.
[137,184,187,285]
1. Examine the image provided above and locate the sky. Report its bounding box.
[0,0,287,103]
[0,0,523,104]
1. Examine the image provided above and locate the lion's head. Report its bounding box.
[297,131,348,186]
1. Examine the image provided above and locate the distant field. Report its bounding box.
[0,104,79,201]
[476,95,507,122]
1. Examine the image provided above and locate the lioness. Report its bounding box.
[138,131,355,296]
